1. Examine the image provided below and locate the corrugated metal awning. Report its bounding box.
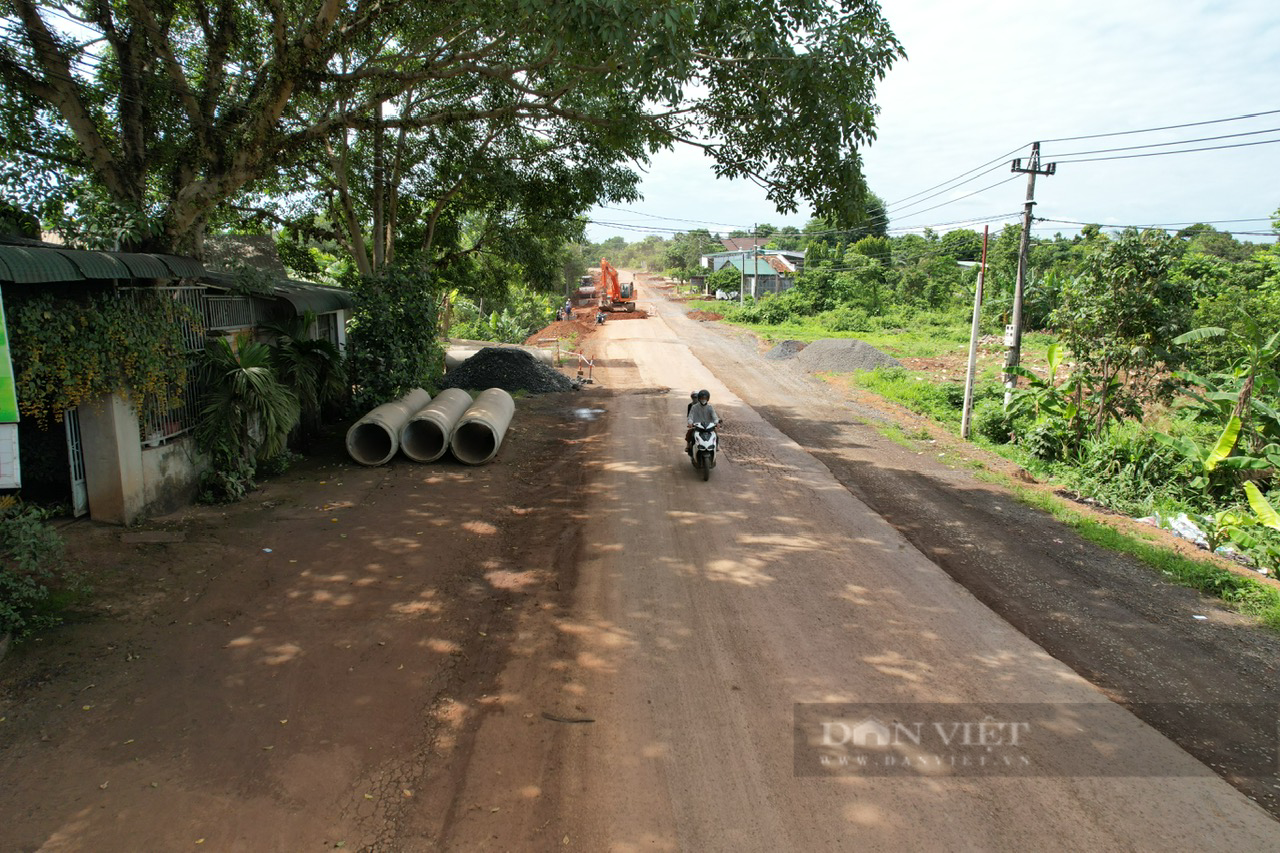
[0,243,204,283]
[273,281,355,314]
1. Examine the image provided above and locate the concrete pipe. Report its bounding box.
[345,388,432,466]
[450,388,515,465]
[399,388,473,463]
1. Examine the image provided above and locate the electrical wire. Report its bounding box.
[887,175,1022,224]
[884,145,1026,208]
[1039,108,1280,144]
[1044,125,1280,159]
[1052,136,1280,164]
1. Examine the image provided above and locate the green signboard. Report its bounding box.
[0,289,17,422]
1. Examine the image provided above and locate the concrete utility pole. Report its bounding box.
[961,226,991,440]
[1003,142,1055,406]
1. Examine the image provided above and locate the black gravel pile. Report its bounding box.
[765,340,807,360]
[795,338,902,373]
[440,347,575,394]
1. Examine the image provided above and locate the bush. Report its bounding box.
[0,499,75,639]
[971,399,1014,444]
[818,306,873,332]
[1056,422,1200,515]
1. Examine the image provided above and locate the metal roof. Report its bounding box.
[0,243,204,283]
[721,257,783,276]
[273,280,355,314]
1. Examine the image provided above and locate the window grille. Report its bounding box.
[120,286,208,448]
[204,295,257,330]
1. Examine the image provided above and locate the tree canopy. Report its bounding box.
[0,0,904,257]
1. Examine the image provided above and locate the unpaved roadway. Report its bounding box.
[445,280,1280,850]
[3,278,1279,851]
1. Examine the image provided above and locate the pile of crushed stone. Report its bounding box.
[794,338,901,373]
[765,340,806,360]
[441,347,575,394]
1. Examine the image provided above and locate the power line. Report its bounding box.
[887,159,1014,217]
[1045,125,1280,158]
[1053,136,1280,164]
[1039,108,1280,144]
[885,145,1026,208]
[888,175,1022,224]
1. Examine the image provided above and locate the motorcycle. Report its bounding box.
[687,422,718,481]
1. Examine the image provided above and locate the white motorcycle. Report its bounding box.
[688,422,719,481]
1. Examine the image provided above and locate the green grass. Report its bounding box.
[839,368,968,427]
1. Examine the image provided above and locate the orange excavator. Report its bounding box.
[597,259,635,313]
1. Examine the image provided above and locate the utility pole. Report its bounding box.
[961,225,990,440]
[1003,142,1055,405]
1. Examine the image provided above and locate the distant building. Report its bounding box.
[700,249,806,298]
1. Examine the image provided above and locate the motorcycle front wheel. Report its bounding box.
[698,451,710,480]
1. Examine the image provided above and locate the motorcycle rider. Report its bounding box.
[685,389,720,454]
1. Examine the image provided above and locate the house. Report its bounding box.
[701,249,806,298]
[0,238,352,524]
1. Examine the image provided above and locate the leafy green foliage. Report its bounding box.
[1051,229,1192,435]
[263,311,348,446]
[9,290,198,425]
[1,0,903,255]
[0,498,78,639]
[346,267,445,411]
[195,336,300,503]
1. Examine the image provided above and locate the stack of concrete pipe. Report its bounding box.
[346,387,515,466]
[345,388,432,466]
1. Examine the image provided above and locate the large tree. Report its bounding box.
[0,0,903,256]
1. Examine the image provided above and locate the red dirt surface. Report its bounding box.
[0,393,601,850]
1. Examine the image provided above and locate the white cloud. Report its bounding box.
[586,0,1280,243]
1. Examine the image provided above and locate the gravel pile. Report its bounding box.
[765,340,807,360]
[794,338,901,373]
[440,347,575,394]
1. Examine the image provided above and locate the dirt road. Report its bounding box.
[2,278,1278,850]
[444,281,1280,850]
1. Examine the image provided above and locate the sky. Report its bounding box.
[583,0,1280,245]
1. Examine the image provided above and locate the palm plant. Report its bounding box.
[196,335,300,500]
[262,311,347,444]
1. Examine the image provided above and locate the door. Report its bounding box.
[64,408,88,517]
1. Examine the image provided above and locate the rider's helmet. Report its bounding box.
[696,390,710,403]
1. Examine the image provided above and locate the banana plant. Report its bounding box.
[1153,416,1270,493]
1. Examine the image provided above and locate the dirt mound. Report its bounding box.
[765,339,806,360]
[794,338,901,373]
[440,347,575,394]
[596,309,648,320]
[686,310,723,322]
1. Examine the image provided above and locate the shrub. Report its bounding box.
[818,306,873,332]
[0,499,75,639]
[1057,422,1201,515]
[971,399,1014,444]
